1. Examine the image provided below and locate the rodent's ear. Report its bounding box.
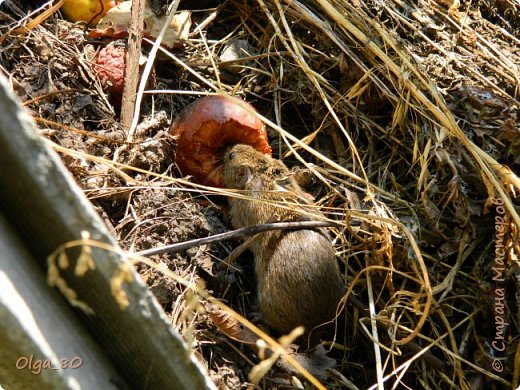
[235,165,252,188]
[272,167,282,176]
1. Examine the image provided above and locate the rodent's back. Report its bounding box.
[255,229,344,335]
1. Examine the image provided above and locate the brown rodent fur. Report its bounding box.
[222,144,344,349]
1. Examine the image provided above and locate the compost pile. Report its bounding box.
[1,0,519,388]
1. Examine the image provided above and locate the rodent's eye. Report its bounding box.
[228,152,236,160]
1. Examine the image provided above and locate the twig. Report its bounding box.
[126,0,182,141]
[120,0,146,130]
[222,235,257,266]
[136,220,338,257]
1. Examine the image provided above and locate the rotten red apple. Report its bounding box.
[170,95,272,186]
[93,42,126,104]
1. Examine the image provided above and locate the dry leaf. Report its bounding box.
[89,2,191,48]
[207,304,259,345]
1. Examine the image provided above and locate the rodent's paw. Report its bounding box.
[291,166,317,189]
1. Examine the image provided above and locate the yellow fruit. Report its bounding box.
[61,0,117,25]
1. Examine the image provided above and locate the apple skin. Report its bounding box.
[61,0,117,25]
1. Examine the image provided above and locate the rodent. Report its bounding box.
[222,144,345,349]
